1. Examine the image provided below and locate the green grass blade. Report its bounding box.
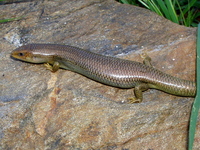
[0,16,23,23]
[188,23,200,150]
[148,0,163,16]
[186,9,195,27]
[138,0,150,9]
[164,0,179,23]
[176,0,186,26]
[0,18,16,23]
[182,0,197,15]
[121,0,198,27]
[156,0,171,19]
[176,0,198,27]
[138,0,164,17]
[120,0,130,4]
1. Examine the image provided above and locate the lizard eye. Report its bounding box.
[18,53,24,56]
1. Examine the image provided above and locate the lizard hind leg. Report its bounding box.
[128,83,150,103]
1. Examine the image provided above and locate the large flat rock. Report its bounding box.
[0,0,199,149]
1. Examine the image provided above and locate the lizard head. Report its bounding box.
[11,44,53,63]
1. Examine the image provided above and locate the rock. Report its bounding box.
[0,0,35,5]
[0,0,199,149]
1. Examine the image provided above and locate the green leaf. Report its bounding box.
[188,23,200,150]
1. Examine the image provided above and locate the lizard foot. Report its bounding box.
[44,63,53,72]
[140,52,149,59]
[127,97,141,103]
[140,52,152,67]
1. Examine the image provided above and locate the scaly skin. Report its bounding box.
[11,44,196,103]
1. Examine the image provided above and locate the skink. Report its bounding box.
[11,44,196,103]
